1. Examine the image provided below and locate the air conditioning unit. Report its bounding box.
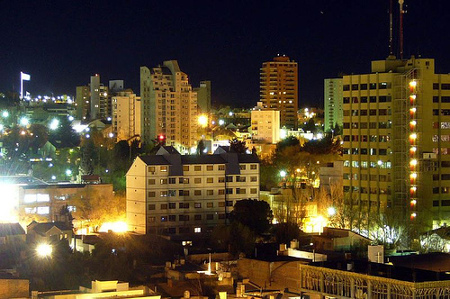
[423,153,437,160]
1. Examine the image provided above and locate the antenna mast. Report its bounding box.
[389,0,393,56]
[398,0,404,59]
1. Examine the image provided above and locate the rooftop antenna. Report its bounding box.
[398,0,405,59]
[389,0,394,56]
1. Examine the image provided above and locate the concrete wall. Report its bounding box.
[237,258,304,292]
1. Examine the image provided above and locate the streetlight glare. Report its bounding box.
[2,111,9,118]
[198,114,208,127]
[280,170,287,178]
[327,207,336,216]
[36,243,52,257]
[49,119,59,130]
[19,117,29,126]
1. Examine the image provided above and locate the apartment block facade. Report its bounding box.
[140,61,198,152]
[75,74,110,121]
[112,90,141,142]
[260,55,298,129]
[251,102,280,144]
[126,146,260,235]
[324,78,343,132]
[343,56,450,229]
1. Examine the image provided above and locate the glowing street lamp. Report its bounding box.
[327,206,336,216]
[49,118,59,131]
[19,117,29,126]
[198,114,208,128]
[36,243,52,258]
[65,169,72,176]
[2,111,9,118]
[279,170,287,178]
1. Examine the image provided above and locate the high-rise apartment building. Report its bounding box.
[126,146,260,235]
[112,90,141,142]
[140,61,198,152]
[343,56,450,230]
[260,55,298,129]
[194,80,211,114]
[75,74,110,121]
[324,78,343,132]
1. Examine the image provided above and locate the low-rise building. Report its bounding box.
[126,146,260,236]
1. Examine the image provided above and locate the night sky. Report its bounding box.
[1,0,449,108]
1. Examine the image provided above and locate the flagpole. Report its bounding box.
[20,72,23,100]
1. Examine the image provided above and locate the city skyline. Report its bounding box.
[1,1,450,107]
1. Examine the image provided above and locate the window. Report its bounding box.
[207,202,213,208]
[360,96,368,103]
[148,192,156,197]
[369,83,377,89]
[433,83,439,90]
[183,165,189,171]
[160,191,168,197]
[433,96,439,103]
[250,176,257,182]
[148,166,156,173]
[161,216,167,222]
[148,217,156,223]
[194,215,202,220]
[169,215,176,221]
[179,215,189,221]
[207,177,213,183]
[207,214,214,220]
[207,165,214,171]
[194,190,202,196]
[169,203,176,209]
[352,84,358,90]
[194,165,201,171]
[442,84,450,90]
[343,97,350,104]
[250,164,257,170]
[160,166,168,172]
[219,189,225,195]
[169,178,176,184]
[226,176,233,182]
[360,84,368,90]
[218,177,225,183]
[179,203,190,209]
[160,178,167,184]
[360,110,367,116]
[218,165,225,170]
[369,96,376,103]
[343,84,350,91]
[207,190,214,195]
[161,204,168,209]
[194,178,201,184]
[240,165,247,170]
[218,214,226,219]
[250,188,257,194]
[148,179,155,185]
[194,203,201,208]
[226,188,233,194]
[218,201,225,207]
[370,109,377,115]
[148,204,156,210]
[226,200,234,206]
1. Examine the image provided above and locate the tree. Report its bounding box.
[275,136,300,153]
[212,222,255,256]
[229,138,248,154]
[48,117,80,148]
[273,222,302,245]
[230,199,273,235]
[196,139,206,155]
[79,137,96,175]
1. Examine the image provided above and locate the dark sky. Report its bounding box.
[1,0,449,108]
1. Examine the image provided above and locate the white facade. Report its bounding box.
[251,105,280,144]
[126,146,260,235]
[112,91,141,142]
[324,78,343,132]
[140,61,198,152]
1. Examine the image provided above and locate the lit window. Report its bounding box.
[194,227,201,233]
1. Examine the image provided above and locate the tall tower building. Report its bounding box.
[75,74,110,121]
[194,80,211,114]
[324,78,343,132]
[140,61,198,152]
[112,90,141,142]
[342,56,450,231]
[260,55,298,129]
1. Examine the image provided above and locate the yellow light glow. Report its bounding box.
[36,243,52,257]
[410,120,417,126]
[198,114,208,127]
[410,133,417,140]
[0,183,19,223]
[410,146,417,152]
[410,159,418,166]
[410,107,416,113]
[411,200,417,205]
[411,186,417,192]
[409,80,417,88]
[410,172,418,179]
[411,212,417,218]
[99,221,128,233]
[410,94,417,100]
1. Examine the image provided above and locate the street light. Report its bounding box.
[49,118,59,131]
[280,170,287,178]
[19,117,29,126]
[36,243,52,258]
[327,206,336,216]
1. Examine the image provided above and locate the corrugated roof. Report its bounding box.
[0,223,25,237]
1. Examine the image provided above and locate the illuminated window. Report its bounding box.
[194,227,201,233]
[24,194,37,203]
[37,207,50,215]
